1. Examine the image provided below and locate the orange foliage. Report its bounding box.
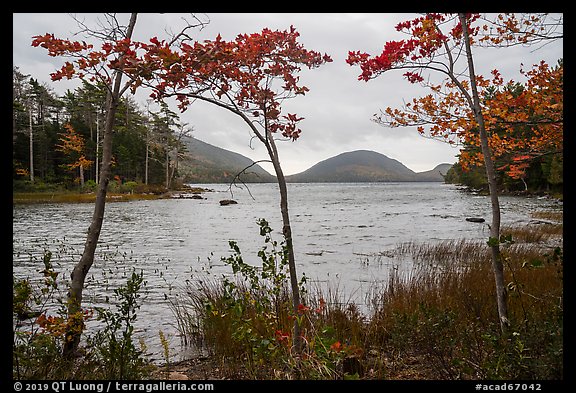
[56,123,94,171]
[348,13,562,178]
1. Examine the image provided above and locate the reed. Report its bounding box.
[531,210,563,222]
[172,219,563,380]
[502,223,563,244]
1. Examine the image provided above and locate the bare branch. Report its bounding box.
[166,14,210,46]
[70,13,129,42]
[478,13,563,50]
[227,160,273,200]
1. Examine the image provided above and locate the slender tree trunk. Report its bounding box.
[79,164,85,188]
[145,130,149,185]
[64,88,118,355]
[88,111,94,181]
[182,95,305,353]
[64,13,138,356]
[96,112,100,184]
[165,147,170,189]
[460,13,509,334]
[28,101,34,183]
[266,133,303,353]
[169,151,178,188]
[521,177,528,192]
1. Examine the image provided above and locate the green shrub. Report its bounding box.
[82,179,97,193]
[88,270,152,379]
[13,247,152,380]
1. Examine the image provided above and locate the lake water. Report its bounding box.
[12,182,561,362]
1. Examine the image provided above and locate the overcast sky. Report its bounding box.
[13,13,563,175]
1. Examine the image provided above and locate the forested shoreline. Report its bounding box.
[13,62,563,197]
[13,66,193,193]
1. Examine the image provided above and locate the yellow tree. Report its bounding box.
[378,60,563,183]
[56,123,93,187]
[482,61,563,184]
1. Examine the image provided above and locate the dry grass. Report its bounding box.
[172,218,563,380]
[531,210,563,222]
[13,191,163,204]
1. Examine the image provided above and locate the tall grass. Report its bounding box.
[173,219,563,380]
[369,240,562,379]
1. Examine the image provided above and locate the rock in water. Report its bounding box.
[219,199,238,206]
[465,217,485,223]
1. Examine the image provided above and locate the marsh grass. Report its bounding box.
[172,276,368,379]
[369,242,562,379]
[13,191,163,204]
[174,219,563,380]
[531,210,563,222]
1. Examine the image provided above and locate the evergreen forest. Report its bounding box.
[13,66,191,193]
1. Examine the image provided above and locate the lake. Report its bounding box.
[12,182,561,362]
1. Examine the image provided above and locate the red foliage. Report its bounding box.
[32,26,331,143]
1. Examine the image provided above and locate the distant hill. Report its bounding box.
[176,141,451,184]
[178,137,275,183]
[414,163,453,181]
[285,150,451,182]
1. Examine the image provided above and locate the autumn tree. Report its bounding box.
[347,13,561,333]
[72,81,108,183]
[33,13,141,355]
[483,61,563,189]
[56,123,93,186]
[124,26,332,352]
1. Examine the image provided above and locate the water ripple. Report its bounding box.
[13,183,560,361]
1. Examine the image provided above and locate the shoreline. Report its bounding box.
[13,183,562,205]
[453,184,563,201]
[12,187,212,205]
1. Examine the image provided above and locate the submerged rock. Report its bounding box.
[219,199,238,206]
[465,217,485,223]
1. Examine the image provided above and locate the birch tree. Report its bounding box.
[347,13,561,333]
